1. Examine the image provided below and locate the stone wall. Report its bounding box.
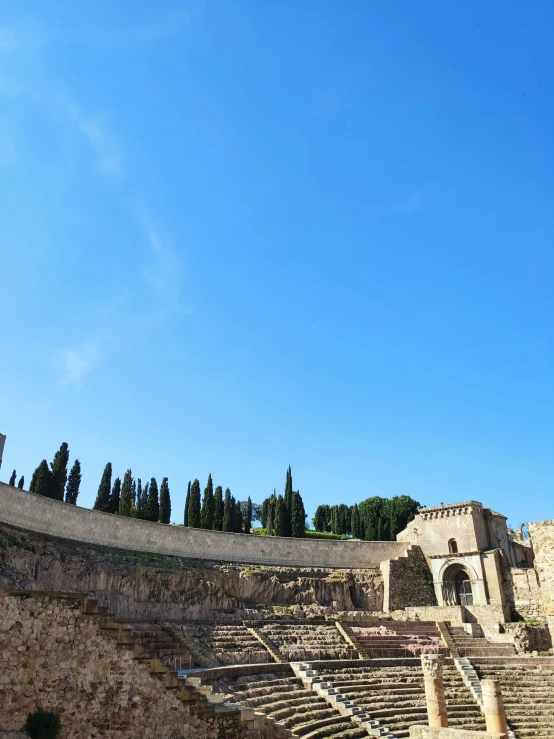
[0,483,407,569]
[409,728,504,739]
[528,519,554,626]
[505,567,546,621]
[380,546,436,611]
[0,593,265,739]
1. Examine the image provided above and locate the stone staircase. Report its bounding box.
[446,624,517,658]
[174,621,273,666]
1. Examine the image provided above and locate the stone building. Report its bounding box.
[397,500,534,615]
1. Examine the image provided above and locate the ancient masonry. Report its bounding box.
[1,481,554,738]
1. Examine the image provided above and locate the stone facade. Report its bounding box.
[0,483,407,569]
[380,546,437,611]
[0,593,265,739]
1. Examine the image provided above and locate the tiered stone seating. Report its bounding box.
[179,622,271,665]
[351,621,445,658]
[257,621,357,662]
[447,625,517,658]
[214,670,368,738]
[121,622,191,670]
[319,660,486,738]
[471,660,554,739]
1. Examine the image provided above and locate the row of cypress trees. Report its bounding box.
[92,463,171,523]
[260,466,306,537]
[184,475,253,533]
[25,443,82,504]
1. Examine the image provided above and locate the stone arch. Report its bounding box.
[439,560,478,606]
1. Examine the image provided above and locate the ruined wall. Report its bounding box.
[0,593,265,739]
[528,519,554,626]
[0,523,383,620]
[380,546,436,611]
[0,484,407,569]
[505,567,546,621]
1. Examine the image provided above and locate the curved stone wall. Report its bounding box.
[0,483,408,568]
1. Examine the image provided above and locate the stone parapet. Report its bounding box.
[0,482,407,568]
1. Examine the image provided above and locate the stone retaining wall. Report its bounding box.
[0,593,265,739]
[0,483,407,569]
[528,519,554,626]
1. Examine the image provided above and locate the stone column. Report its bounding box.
[421,654,448,728]
[482,679,508,735]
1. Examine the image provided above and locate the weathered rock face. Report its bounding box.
[528,519,554,625]
[0,593,265,739]
[0,524,383,620]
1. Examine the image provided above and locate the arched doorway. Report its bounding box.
[441,564,474,606]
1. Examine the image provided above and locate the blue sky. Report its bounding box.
[1,1,553,529]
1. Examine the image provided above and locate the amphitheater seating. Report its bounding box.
[350,621,446,658]
[471,660,554,738]
[179,622,271,665]
[121,622,192,670]
[447,625,517,658]
[256,621,357,662]
[318,659,486,738]
[213,670,368,738]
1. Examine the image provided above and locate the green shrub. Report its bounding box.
[25,707,61,739]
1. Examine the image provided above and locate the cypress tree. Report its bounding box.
[351,503,362,539]
[136,479,142,512]
[146,477,160,522]
[65,459,81,504]
[109,477,121,514]
[245,497,253,534]
[17,476,24,489]
[284,466,293,515]
[200,474,214,530]
[184,481,191,526]
[291,491,306,538]
[29,460,52,498]
[159,477,171,524]
[187,479,201,527]
[137,481,148,520]
[222,488,232,532]
[213,486,224,530]
[274,495,288,537]
[50,442,69,501]
[231,495,243,533]
[93,463,112,512]
[9,470,16,487]
[118,469,133,517]
[131,478,137,505]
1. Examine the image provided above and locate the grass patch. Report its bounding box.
[251,528,349,540]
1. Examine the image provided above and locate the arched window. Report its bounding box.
[448,538,458,554]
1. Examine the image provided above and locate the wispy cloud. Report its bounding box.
[59,342,102,387]
[0,26,20,54]
[140,218,184,310]
[68,107,125,177]
[395,190,424,214]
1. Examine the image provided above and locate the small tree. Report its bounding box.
[187,479,201,527]
[222,488,232,532]
[109,477,121,515]
[274,495,287,537]
[291,491,305,538]
[351,503,362,539]
[18,475,25,489]
[65,459,81,505]
[9,469,16,486]
[159,477,171,524]
[50,442,69,501]
[118,469,133,517]
[200,474,214,529]
[146,478,160,522]
[93,463,112,512]
[184,481,191,526]
[137,481,148,520]
[29,460,52,498]
[25,707,61,739]
[245,497,253,533]
[231,495,243,533]
[213,485,224,530]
